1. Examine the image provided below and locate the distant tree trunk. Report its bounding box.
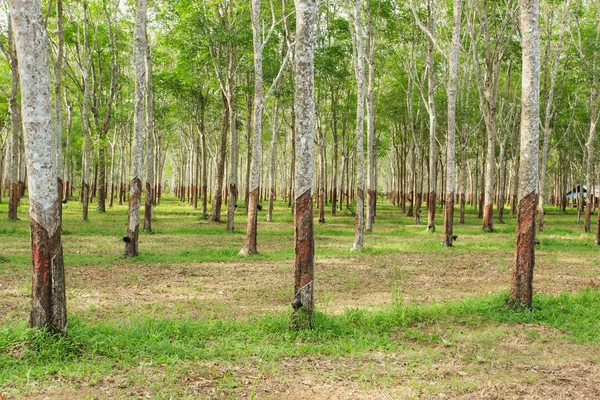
[424,1,437,233]
[108,129,117,208]
[54,0,65,210]
[538,0,570,232]
[267,98,280,222]
[143,44,155,231]
[365,5,378,232]
[64,100,73,201]
[125,0,147,257]
[351,0,366,250]
[497,141,506,223]
[10,0,67,334]
[442,0,462,247]
[211,94,229,222]
[244,74,252,211]
[331,88,339,216]
[226,90,238,232]
[510,0,540,308]
[292,0,316,330]
[81,1,91,221]
[4,18,21,221]
[317,114,326,224]
[459,123,467,223]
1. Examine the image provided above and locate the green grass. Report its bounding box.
[1,289,598,388]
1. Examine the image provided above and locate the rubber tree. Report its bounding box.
[351,0,366,250]
[125,0,148,257]
[241,0,290,255]
[144,43,155,232]
[10,0,67,334]
[0,16,21,220]
[510,0,540,308]
[442,0,462,247]
[291,0,316,330]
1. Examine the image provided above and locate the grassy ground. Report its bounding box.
[1,194,599,399]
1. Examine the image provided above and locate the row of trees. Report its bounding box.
[0,0,586,330]
[2,0,599,245]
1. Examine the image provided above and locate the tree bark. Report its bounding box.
[351,0,366,250]
[144,44,155,231]
[125,0,147,257]
[267,98,280,222]
[442,0,462,247]
[365,5,377,232]
[510,0,540,308]
[5,18,21,221]
[10,0,67,334]
[292,0,316,330]
[81,1,91,221]
[211,94,229,222]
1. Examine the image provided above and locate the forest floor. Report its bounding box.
[1,194,600,399]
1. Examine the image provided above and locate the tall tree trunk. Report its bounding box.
[331,88,338,216]
[242,0,265,254]
[226,98,238,232]
[144,44,155,231]
[442,0,462,247]
[497,142,506,223]
[365,6,377,232]
[125,0,147,257]
[459,124,467,223]
[292,0,316,330]
[10,0,67,334]
[245,74,253,212]
[267,98,280,222]
[54,0,65,209]
[510,0,540,308]
[81,1,91,221]
[317,115,325,224]
[5,18,20,221]
[351,0,366,250]
[211,95,229,222]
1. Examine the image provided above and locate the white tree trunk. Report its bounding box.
[511,0,540,307]
[352,0,366,250]
[365,7,377,232]
[81,1,91,221]
[144,44,155,231]
[442,0,462,247]
[292,0,316,329]
[126,0,147,257]
[10,0,67,334]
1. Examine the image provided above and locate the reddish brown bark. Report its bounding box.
[459,193,465,224]
[82,183,90,221]
[8,182,19,220]
[584,201,592,232]
[596,201,600,245]
[29,218,67,334]
[427,190,436,231]
[125,177,142,257]
[318,187,325,224]
[442,192,454,247]
[510,191,537,307]
[241,188,260,255]
[367,189,376,229]
[293,189,314,329]
[482,203,494,232]
[143,181,152,232]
